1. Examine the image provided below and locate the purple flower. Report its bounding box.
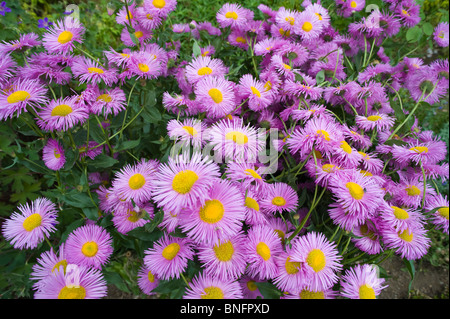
[38,17,53,29]
[0,1,11,16]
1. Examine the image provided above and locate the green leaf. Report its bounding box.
[62,192,95,208]
[115,139,141,153]
[422,22,434,36]
[82,206,99,220]
[90,153,118,168]
[254,281,282,299]
[144,209,164,233]
[403,259,416,294]
[406,26,422,43]
[315,70,325,84]
[151,278,186,294]
[103,270,131,294]
[192,40,201,57]
[60,219,84,243]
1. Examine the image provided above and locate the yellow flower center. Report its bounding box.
[97,94,112,103]
[392,206,409,220]
[367,115,382,121]
[172,170,199,194]
[88,67,104,74]
[146,13,153,20]
[340,140,352,154]
[134,31,144,38]
[245,196,260,211]
[272,196,286,207]
[402,9,410,16]
[81,241,99,257]
[316,129,330,141]
[201,51,209,57]
[307,249,326,272]
[285,16,295,26]
[162,242,180,260]
[208,88,223,103]
[201,286,224,299]
[302,21,313,32]
[346,182,365,200]
[358,151,370,160]
[148,270,155,283]
[236,36,247,44]
[57,30,73,44]
[283,63,291,70]
[51,104,73,117]
[285,256,301,275]
[52,259,68,273]
[58,286,86,299]
[256,242,271,261]
[360,170,373,177]
[213,240,234,262]
[7,90,31,104]
[244,168,262,180]
[300,289,325,299]
[279,28,291,37]
[315,13,323,20]
[225,131,249,145]
[23,213,42,232]
[264,81,272,91]
[251,86,261,97]
[405,185,421,196]
[199,199,225,224]
[398,229,414,242]
[322,164,337,173]
[182,126,198,136]
[127,210,141,223]
[153,0,166,9]
[128,173,146,190]
[409,146,429,154]
[246,280,258,291]
[359,284,376,299]
[438,207,449,220]
[138,63,150,73]
[225,11,238,20]
[350,1,358,8]
[197,66,213,76]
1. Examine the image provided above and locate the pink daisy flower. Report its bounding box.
[143,234,195,280]
[112,203,154,235]
[197,232,247,281]
[0,32,41,54]
[36,96,88,132]
[144,0,177,18]
[137,264,160,296]
[135,7,163,30]
[179,179,245,244]
[206,118,264,162]
[160,209,181,233]
[167,117,207,148]
[357,151,384,175]
[273,245,309,293]
[184,271,243,299]
[216,3,249,29]
[78,141,103,160]
[126,50,162,80]
[379,204,424,233]
[424,194,449,235]
[328,168,385,218]
[34,264,107,299]
[392,177,436,209]
[328,202,363,232]
[225,161,267,191]
[87,86,127,117]
[120,24,153,47]
[260,182,298,214]
[290,232,342,291]
[2,198,59,250]
[65,224,113,270]
[151,152,220,214]
[42,138,66,171]
[185,55,228,85]
[115,3,137,25]
[355,114,395,132]
[0,78,48,120]
[340,263,388,299]
[275,7,300,32]
[294,10,323,40]
[381,224,431,260]
[391,139,447,166]
[244,224,283,280]
[42,16,85,54]
[238,74,273,111]
[71,56,118,86]
[243,187,268,226]
[30,245,67,290]
[111,159,159,205]
[434,22,449,47]
[352,221,384,255]
[239,276,264,299]
[0,54,17,85]
[194,76,236,118]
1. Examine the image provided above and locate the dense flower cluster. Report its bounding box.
[0,0,448,299]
